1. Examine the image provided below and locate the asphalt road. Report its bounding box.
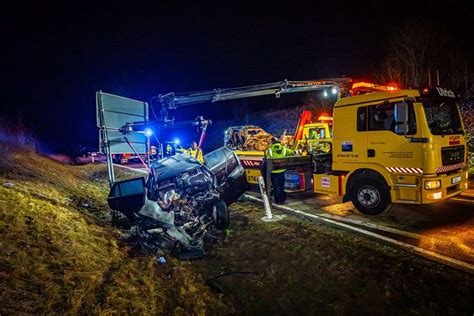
[252,184,474,265]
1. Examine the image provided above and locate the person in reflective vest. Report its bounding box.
[264,139,295,204]
[166,144,173,156]
[187,142,204,163]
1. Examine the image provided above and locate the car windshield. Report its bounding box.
[423,99,464,135]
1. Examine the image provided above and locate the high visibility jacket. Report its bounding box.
[264,143,295,173]
[188,148,204,163]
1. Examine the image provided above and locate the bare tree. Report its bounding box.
[446,49,473,94]
[374,23,444,88]
[373,56,404,87]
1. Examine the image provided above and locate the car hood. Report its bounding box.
[151,154,202,182]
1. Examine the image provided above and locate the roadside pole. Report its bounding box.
[258,176,284,222]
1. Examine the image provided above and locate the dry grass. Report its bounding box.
[0,147,224,314]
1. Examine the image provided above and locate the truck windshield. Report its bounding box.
[308,128,325,139]
[423,99,464,135]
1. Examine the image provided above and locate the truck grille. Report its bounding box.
[441,145,465,166]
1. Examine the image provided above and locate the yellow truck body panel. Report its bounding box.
[332,89,467,204]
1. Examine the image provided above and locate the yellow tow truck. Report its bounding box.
[311,84,468,214]
[266,83,468,214]
[157,80,468,214]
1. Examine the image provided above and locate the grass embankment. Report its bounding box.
[0,148,224,314]
[0,146,473,314]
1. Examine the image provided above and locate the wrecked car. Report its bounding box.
[107,147,247,259]
[224,125,274,151]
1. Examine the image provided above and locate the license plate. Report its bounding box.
[245,169,261,184]
[451,176,461,184]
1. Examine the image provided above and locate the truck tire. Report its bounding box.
[213,199,229,230]
[350,177,391,215]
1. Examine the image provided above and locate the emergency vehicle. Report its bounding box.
[234,111,333,186]
[157,79,468,214]
[112,146,157,164]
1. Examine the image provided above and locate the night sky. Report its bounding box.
[1,1,472,152]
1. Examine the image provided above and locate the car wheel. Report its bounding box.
[213,199,229,230]
[351,177,391,215]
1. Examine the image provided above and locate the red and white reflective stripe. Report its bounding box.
[385,167,423,174]
[241,160,261,167]
[436,162,465,173]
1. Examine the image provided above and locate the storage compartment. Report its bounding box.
[313,174,342,195]
[285,170,301,190]
[284,169,310,191]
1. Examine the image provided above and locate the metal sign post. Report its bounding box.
[96,91,149,187]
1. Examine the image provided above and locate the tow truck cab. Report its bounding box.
[297,122,332,154]
[316,86,468,214]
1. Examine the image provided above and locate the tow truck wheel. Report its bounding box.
[213,200,229,230]
[351,177,391,215]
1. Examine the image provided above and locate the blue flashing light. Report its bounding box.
[174,138,180,145]
[144,128,153,137]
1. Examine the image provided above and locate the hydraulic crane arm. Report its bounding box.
[156,78,352,110]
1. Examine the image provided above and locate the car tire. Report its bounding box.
[350,176,391,215]
[213,199,229,230]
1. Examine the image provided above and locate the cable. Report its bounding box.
[150,96,161,121]
[205,271,259,284]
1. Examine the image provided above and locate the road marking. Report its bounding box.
[449,197,474,204]
[308,209,422,239]
[97,160,149,174]
[247,195,474,275]
[246,192,422,239]
[112,163,149,174]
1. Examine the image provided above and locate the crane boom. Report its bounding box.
[157,78,351,110]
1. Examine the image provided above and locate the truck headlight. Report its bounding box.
[424,180,441,190]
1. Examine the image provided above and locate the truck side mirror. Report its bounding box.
[394,102,409,135]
